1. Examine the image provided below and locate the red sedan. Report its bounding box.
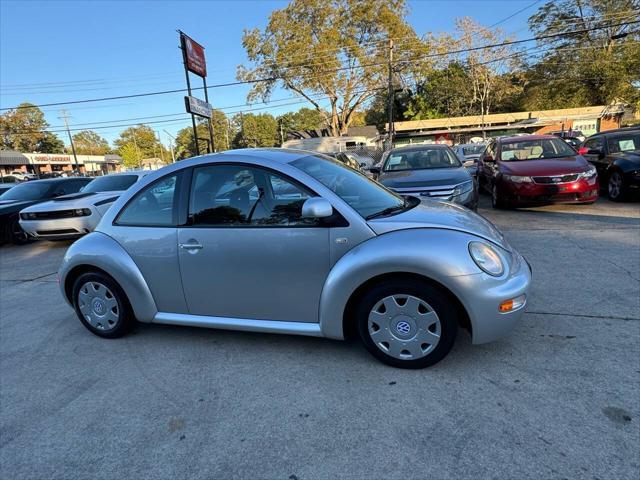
[478,135,599,208]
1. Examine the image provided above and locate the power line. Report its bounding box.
[2,19,636,113]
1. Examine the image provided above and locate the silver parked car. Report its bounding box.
[372,145,479,210]
[59,149,531,368]
[19,171,146,240]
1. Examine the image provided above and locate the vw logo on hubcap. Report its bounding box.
[92,299,105,315]
[396,321,411,335]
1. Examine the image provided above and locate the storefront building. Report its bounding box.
[0,151,122,176]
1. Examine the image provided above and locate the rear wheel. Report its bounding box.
[72,272,134,338]
[356,280,457,369]
[608,171,625,202]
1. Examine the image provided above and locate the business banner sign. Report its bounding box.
[184,96,213,119]
[181,33,207,77]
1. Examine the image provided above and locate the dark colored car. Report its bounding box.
[478,135,598,208]
[0,177,92,245]
[371,144,478,210]
[578,127,640,201]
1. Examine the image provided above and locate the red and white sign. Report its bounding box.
[181,33,207,77]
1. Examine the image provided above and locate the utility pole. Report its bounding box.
[59,109,79,172]
[132,133,142,169]
[163,130,176,162]
[155,130,165,164]
[386,38,395,150]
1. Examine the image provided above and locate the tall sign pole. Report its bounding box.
[178,30,214,155]
[386,38,395,149]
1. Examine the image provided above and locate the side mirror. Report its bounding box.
[359,162,368,169]
[301,197,333,218]
[463,160,476,168]
[369,166,381,175]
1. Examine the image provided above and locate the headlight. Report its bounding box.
[469,241,504,276]
[453,180,473,196]
[74,208,92,216]
[578,165,597,179]
[503,174,533,183]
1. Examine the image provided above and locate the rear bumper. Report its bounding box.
[500,177,599,205]
[19,215,99,240]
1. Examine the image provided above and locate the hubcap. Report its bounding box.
[368,294,441,360]
[609,173,622,198]
[78,282,119,331]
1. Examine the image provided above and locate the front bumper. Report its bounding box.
[500,177,599,205]
[445,247,532,344]
[19,215,99,240]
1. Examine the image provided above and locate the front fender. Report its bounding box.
[319,228,486,339]
[58,232,157,322]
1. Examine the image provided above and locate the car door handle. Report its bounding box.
[179,243,203,250]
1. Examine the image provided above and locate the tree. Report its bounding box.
[232,113,279,148]
[38,132,65,153]
[72,130,110,155]
[174,110,233,159]
[114,124,167,168]
[277,107,326,135]
[523,0,640,108]
[0,102,58,152]
[238,0,430,136]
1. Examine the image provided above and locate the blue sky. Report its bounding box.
[0,0,540,147]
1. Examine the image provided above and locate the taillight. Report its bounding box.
[578,147,588,155]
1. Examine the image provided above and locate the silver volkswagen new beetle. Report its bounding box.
[59,148,531,368]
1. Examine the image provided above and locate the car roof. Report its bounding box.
[389,144,451,154]
[589,126,639,137]
[20,177,91,185]
[496,134,557,143]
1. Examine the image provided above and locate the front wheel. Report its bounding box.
[608,171,625,202]
[492,183,507,209]
[356,280,457,369]
[9,217,29,245]
[72,272,135,338]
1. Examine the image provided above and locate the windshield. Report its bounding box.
[83,175,139,193]
[383,147,461,171]
[499,138,576,161]
[462,145,486,156]
[292,155,405,219]
[0,182,52,201]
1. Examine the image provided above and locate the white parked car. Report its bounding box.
[10,171,37,181]
[19,171,146,240]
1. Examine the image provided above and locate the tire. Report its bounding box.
[607,171,626,202]
[491,183,507,209]
[356,280,458,369]
[72,272,135,338]
[9,216,28,245]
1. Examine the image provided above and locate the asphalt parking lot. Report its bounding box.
[1,195,639,480]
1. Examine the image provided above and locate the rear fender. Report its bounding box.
[59,232,157,322]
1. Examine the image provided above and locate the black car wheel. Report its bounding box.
[607,171,625,202]
[492,183,507,209]
[9,217,28,245]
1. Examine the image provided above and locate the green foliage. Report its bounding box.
[174,110,233,159]
[232,113,279,148]
[238,0,429,135]
[277,107,326,136]
[522,0,640,108]
[0,102,64,153]
[72,130,110,155]
[114,124,167,168]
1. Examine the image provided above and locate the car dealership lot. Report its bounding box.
[1,197,638,479]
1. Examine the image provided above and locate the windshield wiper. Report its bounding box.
[366,198,407,220]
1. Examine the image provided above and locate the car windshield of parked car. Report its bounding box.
[292,155,406,219]
[462,145,486,156]
[82,175,139,193]
[608,133,640,153]
[383,147,461,171]
[499,138,576,161]
[0,182,52,201]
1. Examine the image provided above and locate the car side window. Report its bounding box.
[189,165,318,227]
[116,174,178,226]
[583,137,603,152]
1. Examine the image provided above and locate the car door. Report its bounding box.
[478,141,497,191]
[177,163,331,323]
